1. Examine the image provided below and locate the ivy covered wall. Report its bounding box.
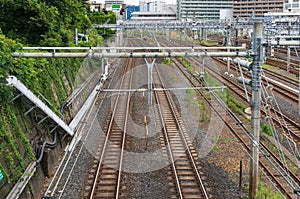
[0,0,116,196]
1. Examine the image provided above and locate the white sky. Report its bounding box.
[97,0,177,5]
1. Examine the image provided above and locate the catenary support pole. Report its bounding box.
[145,58,156,106]
[239,160,243,197]
[287,47,290,72]
[249,21,264,199]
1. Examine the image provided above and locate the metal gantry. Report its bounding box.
[10,19,300,199]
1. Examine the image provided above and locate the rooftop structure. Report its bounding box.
[140,0,172,13]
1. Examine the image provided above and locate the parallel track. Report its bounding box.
[152,61,209,199]
[86,57,134,198]
[200,57,300,147]
[214,58,299,103]
[266,58,299,76]
[173,57,300,198]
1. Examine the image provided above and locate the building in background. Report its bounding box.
[130,12,176,20]
[139,0,166,12]
[179,0,232,20]
[86,0,102,12]
[284,0,300,12]
[220,9,233,21]
[233,0,284,18]
[130,0,176,20]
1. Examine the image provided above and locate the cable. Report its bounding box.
[36,129,58,163]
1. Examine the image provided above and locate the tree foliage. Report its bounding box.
[0,0,116,192]
[0,0,115,46]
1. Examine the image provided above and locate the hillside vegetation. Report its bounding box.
[0,0,116,194]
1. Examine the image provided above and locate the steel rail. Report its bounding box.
[215,58,299,102]
[174,57,300,198]
[153,86,184,199]
[115,58,134,199]
[154,64,209,198]
[89,58,131,199]
[43,57,120,198]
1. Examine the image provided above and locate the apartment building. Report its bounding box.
[233,0,284,18]
[179,0,233,20]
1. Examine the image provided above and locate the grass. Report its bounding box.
[162,58,174,65]
[262,64,276,69]
[204,73,247,115]
[211,145,219,152]
[185,89,210,122]
[257,181,283,199]
[199,40,218,46]
[226,92,247,115]
[261,124,274,136]
[243,181,284,199]
[180,57,195,72]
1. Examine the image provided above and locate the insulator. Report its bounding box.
[233,58,252,69]
[264,104,270,110]
[223,57,232,62]
[266,96,273,102]
[266,84,273,90]
[199,72,205,78]
[224,71,229,76]
[244,107,251,115]
[230,74,235,78]
[265,116,272,121]
[237,76,251,85]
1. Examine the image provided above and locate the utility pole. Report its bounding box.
[145,58,156,106]
[249,21,264,199]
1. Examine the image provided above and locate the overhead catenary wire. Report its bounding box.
[44,59,120,197]
[261,71,300,167]
[202,77,300,194]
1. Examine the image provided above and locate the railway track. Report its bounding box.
[266,58,299,76]
[274,47,300,64]
[85,57,135,198]
[204,58,300,146]
[41,51,122,199]
[186,55,300,148]
[143,33,300,198]
[85,38,211,198]
[152,60,209,198]
[172,56,300,198]
[214,58,299,103]
[157,38,300,148]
